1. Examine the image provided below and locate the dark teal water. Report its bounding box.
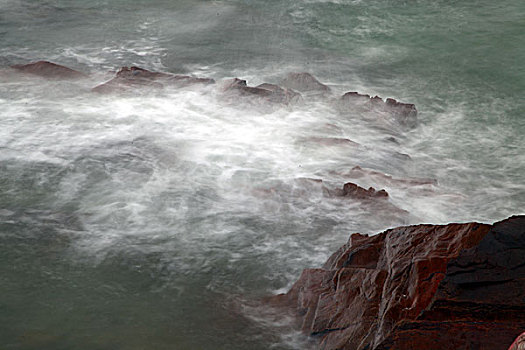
[1,0,524,349]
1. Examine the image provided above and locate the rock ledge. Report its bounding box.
[270,216,525,350]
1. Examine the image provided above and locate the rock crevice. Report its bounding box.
[270,216,525,350]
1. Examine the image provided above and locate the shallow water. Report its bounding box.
[1,0,524,349]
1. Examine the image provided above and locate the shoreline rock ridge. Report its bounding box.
[269,215,525,350]
[5,61,417,125]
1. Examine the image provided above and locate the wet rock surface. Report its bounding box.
[6,62,417,127]
[509,332,525,350]
[280,72,331,94]
[221,78,301,105]
[10,61,87,79]
[339,182,389,199]
[92,66,214,93]
[339,91,418,128]
[270,216,525,350]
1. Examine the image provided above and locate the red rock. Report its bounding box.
[92,66,214,93]
[509,332,525,350]
[270,216,525,350]
[221,78,301,105]
[341,182,388,199]
[255,83,302,104]
[10,61,87,79]
[280,72,331,93]
[340,91,418,128]
[325,181,389,200]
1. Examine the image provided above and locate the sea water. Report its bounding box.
[0,0,524,348]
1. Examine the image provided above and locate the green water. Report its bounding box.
[0,0,524,348]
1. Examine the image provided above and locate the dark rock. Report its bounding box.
[221,78,301,105]
[92,66,214,93]
[222,78,272,97]
[340,182,388,199]
[10,61,87,79]
[255,83,302,104]
[327,181,408,220]
[340,91,418,128]
[270,216,525,350]
[280,72,331,94]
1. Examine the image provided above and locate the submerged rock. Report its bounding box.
[344,165,437,186]
[10,61,87,79]
[269,215,525,350]
[92,66,214,93]
[336,181,389,200]
[340,91,418,128]
[221,78,301,105]
[280,72,331,94]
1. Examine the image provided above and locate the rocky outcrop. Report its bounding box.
[280,72,331,94]
[221,78,301,105]
[336,182,389,200]
[339,91,418,128]
[509,332,525,350]
[10,61,87,79]
[92,66,214,93]
[270,216,525,350]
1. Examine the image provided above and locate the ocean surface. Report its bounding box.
[1,0,524,349]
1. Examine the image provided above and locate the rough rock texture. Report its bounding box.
[10,61,87,79]
[92,66,214,93]
[270,216,525,350]
[338,182,389,200]
[340,91,418,128]
[280,72,331,93]
[509,332,525,350]
[221,78,301,105]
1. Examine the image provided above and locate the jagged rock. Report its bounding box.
[222,78,272,97]
[270,216,525,350]
[10,61,87,79]
[509,332,525,350]
[221,78,301,105]
[339,182,389,199]
[280,72,331,94]
[340,91,418,128]
[255,83,302,104]
[92,66,214,93]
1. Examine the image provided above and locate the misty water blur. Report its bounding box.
[1,0,523,349]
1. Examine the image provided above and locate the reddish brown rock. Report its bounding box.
[509,332,525,350]
[340,182,389,199]
[255,83,302,104]
[325,181,389,201]
[10,61,87,79]
[340,91,418,128]
[329,181,409,220]
[92,66,214,93]
[280,72,331,94]
[270,216,525,350]
[221,78,301,105]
